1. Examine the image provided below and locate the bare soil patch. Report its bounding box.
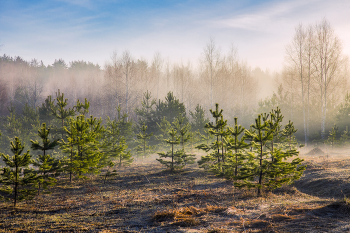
[306,147,325,155]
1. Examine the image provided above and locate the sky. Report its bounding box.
[1,0,350,72]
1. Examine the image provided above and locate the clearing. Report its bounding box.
[1,148,350,232]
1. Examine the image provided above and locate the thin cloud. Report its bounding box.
[208,0,321,32]
[54,0,94,8]
[1,0,350,71]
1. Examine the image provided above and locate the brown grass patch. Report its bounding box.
[152,206,202,226]
[204,204,227,213]
[246,219,271,228]
[207,227,230,233]
[2,153,350,232]
[270,214,293,222]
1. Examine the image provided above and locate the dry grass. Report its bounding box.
[1,149,350,232]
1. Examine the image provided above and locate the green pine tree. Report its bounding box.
[115,105,134,144]
[135,90,156,126]
[198,128,214,146]
[4,105,22,139]
[156,117,172,147]
[22,103,40,136]
[268,107,284,161]
[38,95,56,126]
[235,112,305,196]
[197,104,228,176]
[189,104,208,134]
[188,130,201,152]
[61,120,77,182]
[150,92,187,136]
[225,117,250,178]
[340,126,349,145]
[135,123,153,158]
[101,116,133,168]
[264,148,305,191]
[325,124,339,150]
[50,90,76,139]
[157,128,182,172]
[282,120,298,150]
[30,123,60,194]
[189,104,210,150]
[75,98,90,116]
[173,114,191,150]
[241,114,274,196]
[0,137,37,207]
[62,115,103,181]
[31,123,59,156]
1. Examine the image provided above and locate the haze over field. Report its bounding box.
[1,0,350,71]
[3,3,350,232]
[1,0,350,146]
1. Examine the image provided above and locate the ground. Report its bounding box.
[1,148,350,232]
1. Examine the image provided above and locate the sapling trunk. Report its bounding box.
[235,147,238,176]
[70,146,73,182]
[271,140,274,162]
[14,164,18,207]
[143,139,146,159]
[258,143,263,196]
[61,118,64,139]
[221,135,225,163]
[171,143,174,172]
[217,135,220,163]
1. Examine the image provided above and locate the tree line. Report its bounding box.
[0,85,349,207]
[0,88,305,206]
[0,43,260,127]
[1,19,349,144]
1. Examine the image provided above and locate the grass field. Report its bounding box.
[1,147,350,232]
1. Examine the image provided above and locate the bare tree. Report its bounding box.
[150,52,163,99]
[104,51,123,118]
[285,24,308,145]
[314,19,343,139]
[226,44,239,111]
[283,19,347,140]
[121,51,133,121]
[304,26,316,141]
[201,38,221,112]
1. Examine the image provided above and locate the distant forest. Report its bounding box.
[0,19,350,147]
[0,42,266,129]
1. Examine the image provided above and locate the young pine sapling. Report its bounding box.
[0,137,37,207]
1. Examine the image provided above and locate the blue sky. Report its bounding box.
[1,0,350,71]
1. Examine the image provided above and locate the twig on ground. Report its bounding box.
[143,175,151,184]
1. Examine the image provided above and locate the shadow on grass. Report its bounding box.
[294,170,350,198]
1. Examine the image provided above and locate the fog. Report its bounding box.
[0,42,275,123]
[1,19,350,149]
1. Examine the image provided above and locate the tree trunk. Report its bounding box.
[217,135,220,163]
[171,143,174,172]
[143,138,146,159]
[125,71,129,122]
[14,162,18,207]
[234,145,238,177]
[258,143,263,196]
[70,144,73,183]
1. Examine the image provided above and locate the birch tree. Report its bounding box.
[121,51,133,121]
[314,19,343,139]
[201,38,220,112]
[304,26,316,141]
[283,19,347,140]
[150,52,163,99]
[104,51,122,117]
[285,24,308,145]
